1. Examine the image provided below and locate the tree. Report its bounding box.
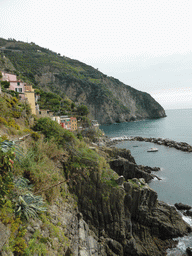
[77,104,89,116]
[1,81,10,89]
[71,102,76,110]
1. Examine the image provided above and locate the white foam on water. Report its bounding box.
[158,176,167,182]
[110,136,131,141]
[167,215,192,255]
[183,215,192,226]
[151,175,167,182]
[167,236,192,255]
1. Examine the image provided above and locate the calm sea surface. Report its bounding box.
[100,109,192,255]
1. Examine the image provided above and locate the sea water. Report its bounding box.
[100,109,192,255]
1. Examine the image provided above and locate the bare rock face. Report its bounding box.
[175,202,192,211]
[109,157,154,182]
[68,166,191,256]
[54,74,166,124]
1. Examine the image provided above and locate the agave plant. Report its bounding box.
[0,140,15,153]
[14,177,47,220]
[15,193,47,220]
[0,140,23,162]
[14,176,32,190]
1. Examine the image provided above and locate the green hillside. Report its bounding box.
[0,38,166,124]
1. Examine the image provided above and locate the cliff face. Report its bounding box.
[0,38,166,124]
[64,147,191,256]
[53,73,166,124]
[0,131,190,255]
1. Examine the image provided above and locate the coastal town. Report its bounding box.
[0,71,99,132]
[0,35,192,256]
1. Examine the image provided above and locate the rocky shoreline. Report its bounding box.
[95,135,192,255]
[68,144,192,255]
[106,135,192,152]
[1,132,192,255]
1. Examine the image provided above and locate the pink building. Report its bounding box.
[1,72,26,99]
[60,116,71,130]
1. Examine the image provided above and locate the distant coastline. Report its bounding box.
[107,135,192,152]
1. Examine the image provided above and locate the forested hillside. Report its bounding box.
[0,38,166,124]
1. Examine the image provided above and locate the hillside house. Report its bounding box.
[91,120,99,129]
[60,116,71,130]
[70,117,77,131]
[24,85,36,115]
[1,72,37,115]
[60,116,77,131]
[1,72,26,99]
[38,109,53,117]
[51,116,61,124]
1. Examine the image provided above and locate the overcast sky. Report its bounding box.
[1,0,192,110]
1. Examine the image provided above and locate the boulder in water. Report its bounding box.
[184,209,192,217]
[186,247,192,256]
[175,203,192,210]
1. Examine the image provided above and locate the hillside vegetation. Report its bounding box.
[0,92,117,255]
[0,92,190,256]
[0,38,166,124]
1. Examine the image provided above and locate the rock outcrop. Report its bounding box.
[65,146,191,256]
[186,247,192,256]
[68,171,191,255]
[175,203,192,211]
[109,157,160,182]
[1,142,191,256]
[102,147,161,182]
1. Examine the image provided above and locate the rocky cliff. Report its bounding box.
[62,147,191,256]
[0,38,166,124]
[0,136,190,255]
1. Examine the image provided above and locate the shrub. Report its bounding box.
[33,117,76,145]
[0,142,15,207]
[31,131,40,141]
[1,135,8,141]
[8,119,20,130]
[8,127,18,135]
[23,128,31,133]
[77,132,83,140]
[0,97,9,117]
[0,116,8,125]
[16,142,62,203]
[6,90,19,98]
[24,230,47,255]
[12,111,22,118]
[0,201,27,255]
[1,80,10,89]
[10,97,18,105]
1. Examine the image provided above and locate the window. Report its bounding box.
[15,88,22,92]
[17,82,20,86]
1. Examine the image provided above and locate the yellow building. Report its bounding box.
[70,117,77,131]
[24,85,36,115]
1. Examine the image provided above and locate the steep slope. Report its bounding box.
[0,38,166,124]
[0,94,189,255]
